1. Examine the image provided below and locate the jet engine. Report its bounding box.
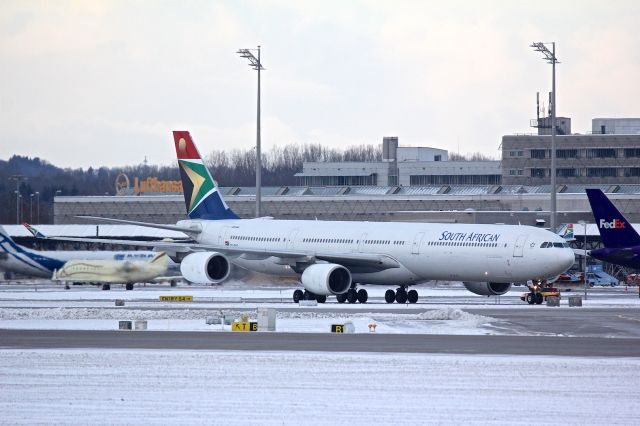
[463,281,512,296]
[300,264,351,296]
[180,252,230,284]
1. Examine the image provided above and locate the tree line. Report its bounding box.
[0,143,491,224]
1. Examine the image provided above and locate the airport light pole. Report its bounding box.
[579,220,588,300]
[531,42,559,232]
[30,193,34,223]
[237,46,265,218]
[9,175,27,224]
[35,191,40,223]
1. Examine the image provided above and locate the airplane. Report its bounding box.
[44,131,575,304]
[584,188,640,269]
[52,252,170,290]
[0,224,171,282]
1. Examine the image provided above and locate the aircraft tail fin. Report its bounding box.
[23,223,46,238]
[0,225,25,255]
[172,131,240,220]
[585,189,640,248]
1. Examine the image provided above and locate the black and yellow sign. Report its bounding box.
[331,324,345,333]
[159,295,193,302]
[232,321,258,332]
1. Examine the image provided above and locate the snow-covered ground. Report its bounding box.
[0,307,498,335]
[0,349,638,425]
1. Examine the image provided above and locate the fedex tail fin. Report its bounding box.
[585,189,640,248]
[172,131,239,220]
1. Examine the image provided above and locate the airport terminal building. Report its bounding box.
[51,117,640,228]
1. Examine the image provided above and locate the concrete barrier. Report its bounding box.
[206,316,221,325]
[299,300,318,307]
[119,321,132,330]
[568,296,583,307]
[258,308,276,331]
[546,296,560,307]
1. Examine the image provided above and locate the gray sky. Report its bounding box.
[1,0,639,168]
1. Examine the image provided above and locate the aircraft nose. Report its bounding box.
[561,248,575,271]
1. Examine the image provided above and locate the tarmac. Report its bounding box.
[2,329,640,357]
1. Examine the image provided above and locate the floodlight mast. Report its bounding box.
[531,42,559,232]
[237,46,265,218]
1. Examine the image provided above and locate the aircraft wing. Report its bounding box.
[42,236,401,271]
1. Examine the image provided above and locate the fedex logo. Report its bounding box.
[599,218,626,229]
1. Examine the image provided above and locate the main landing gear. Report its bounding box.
[336,287,368,304]
[385,286,419,304]
[293,289,327,304]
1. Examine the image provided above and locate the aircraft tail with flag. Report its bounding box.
[173,131,240,220]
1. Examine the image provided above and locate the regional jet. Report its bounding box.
[0,224,168,282]
[49,131,575,303]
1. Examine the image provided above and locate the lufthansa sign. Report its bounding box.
[115,173,183,195]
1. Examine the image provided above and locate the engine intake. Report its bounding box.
[301,264,351,295]
[180,252,230,284]
[463,281,512,296]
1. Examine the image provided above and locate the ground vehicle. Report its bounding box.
[586,272,618,287]
[520,286,560,304]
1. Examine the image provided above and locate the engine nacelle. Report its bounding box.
[463,281,512,296]
[180,252,230,284]
[301,264,351,296]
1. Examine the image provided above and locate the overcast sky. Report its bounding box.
[1,0,639,168]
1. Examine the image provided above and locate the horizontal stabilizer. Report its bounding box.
[75,216,201,234]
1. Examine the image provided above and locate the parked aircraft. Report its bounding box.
[0,224,166,280]
[49,131,575,303]
[585,188,640,269]
[53,252,170,290]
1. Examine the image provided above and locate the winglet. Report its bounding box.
[585,189,640,248]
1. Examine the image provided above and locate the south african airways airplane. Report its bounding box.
[47,131,575,303]
[50,131,575,303]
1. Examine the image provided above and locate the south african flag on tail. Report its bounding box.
[172,131,239,220]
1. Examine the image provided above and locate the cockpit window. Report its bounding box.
[540,242,549,248]
[553,242,564,248]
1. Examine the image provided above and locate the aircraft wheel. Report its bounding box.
[303,290,316,301]
[395,289,408,304]
[102,284,110,291]
[346,289,358,304]
[125,283,134,291]
[407,289,419,304]
[293,289,304,303]
[357,289,368,304]
[336,293,347,303]
[316,295,327,303]
[385,289,395,304]
[535,293,544,304]
[526,293,534,304]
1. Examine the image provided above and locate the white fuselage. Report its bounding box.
[0,246,167,279]
[54,257,168,284]
[177,218,575,285]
